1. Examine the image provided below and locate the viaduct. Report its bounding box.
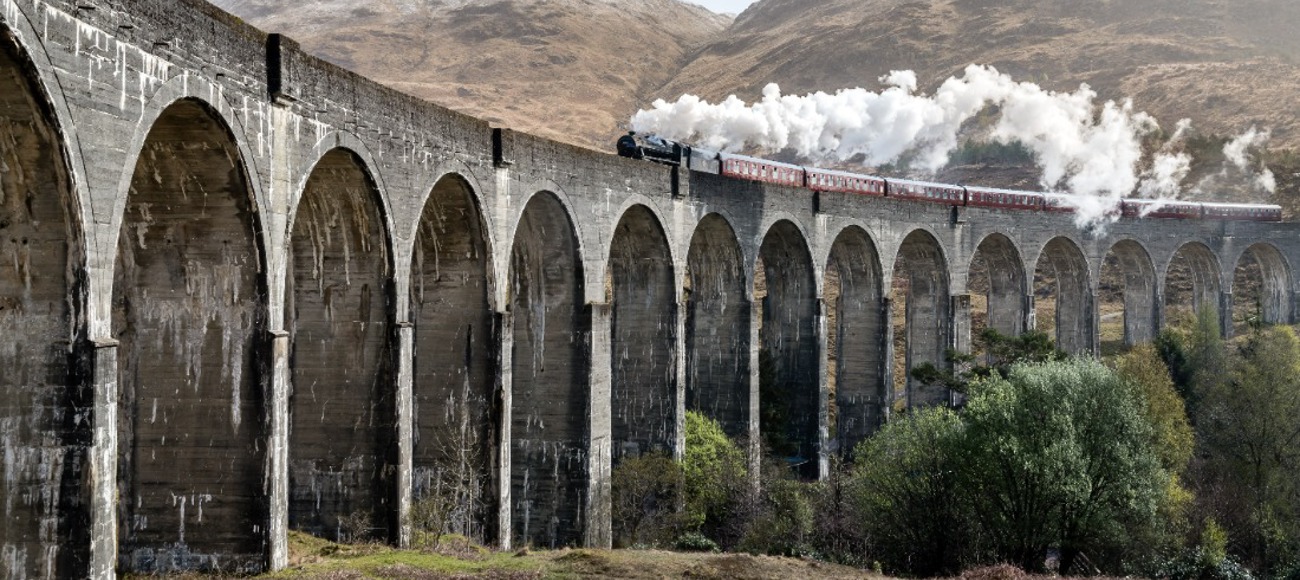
[2,0,1299,576]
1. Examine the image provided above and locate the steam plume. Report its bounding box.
[632,65,1273,227]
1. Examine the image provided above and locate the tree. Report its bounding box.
[1113,344,1197,561]
[1196,326,1300,571]
[1113,343,1195,475]
[851,407,973,576]
[962,359,1167,573]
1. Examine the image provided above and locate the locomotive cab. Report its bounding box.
[616,131,643,159]
[615,131,683,165]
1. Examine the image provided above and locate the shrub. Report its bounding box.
[738,465,814,557]
[851,406,972,576]
[611,453,685,548]
[674,531,720,553]
[808,459,869,566]
[682,411,748,544]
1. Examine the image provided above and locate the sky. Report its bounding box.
[691,0,758,14]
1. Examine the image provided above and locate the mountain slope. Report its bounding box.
[214,0,730,147]
[661,0,1300,149]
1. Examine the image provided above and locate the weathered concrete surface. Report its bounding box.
[0,29,88,580]
[410,174,496,543]
[609,206,676,462]
[112,99,266,573]
[825,227,885,459]
[757,220,819,477]
[4,0,1300,576]
[287,148,394,543]
[684,213,751,442]
[893,230,951,408]
[507,192,586,549]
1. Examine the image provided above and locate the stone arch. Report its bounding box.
[1164,242,1222,327]
[410,171,497,543]
[757,220,819,477]
[508,191,586,549]
[1099,240,1158,350]
[406,162,495,254]
[112,98,267,573]
[969,233,1028,339]
[112,75,269,261]
[891,229,950,409]
[824,226,885,459]
[684,214,750,441]
[0,26,88,578]
[286,147,395,543]
[1033,237,1093,355]
[1231,242,1292,331]
[607,205,676,461]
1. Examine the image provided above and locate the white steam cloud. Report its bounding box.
[632,65,1274,228]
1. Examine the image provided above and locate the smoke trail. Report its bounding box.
[1223,127,1276,193]
[632,65,1271,227]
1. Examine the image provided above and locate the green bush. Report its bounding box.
[682,411,749,544]
[673,531,720,553]
[851,406,972,576]
[963,359,1167,573]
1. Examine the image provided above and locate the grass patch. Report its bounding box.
[234,532,881,579]
[265,532,543,579]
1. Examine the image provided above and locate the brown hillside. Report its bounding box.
[213,0,730,148]
[662,0,1300,150]
[212,0,1300,200]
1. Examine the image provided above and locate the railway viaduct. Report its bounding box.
[3,0,1299,576]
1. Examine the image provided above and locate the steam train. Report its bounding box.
[615,132,1283,222]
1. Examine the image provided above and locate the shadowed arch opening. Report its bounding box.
[1232,243,1291,333]
[509,192,586,549]
[756,220,818,478]
[1033,237,1092,355]
[287,148,394,543]
[0,30,86,578]
[112,98,267,572]
[1099,240,1157,354]
[684,215,750,441]
[1164,242,1222,328]
[411,173,496,542]
[968,234,1027,340]
[608,205,676,461]
[824,227,884,459]
[891,230,950,409]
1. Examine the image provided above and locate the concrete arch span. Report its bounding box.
[968,233,1028,339]
[1164,242,1222,327]
[756,220,818,477]
[287,147,395,543]
[0,27,88,579]
[508,190,587,549]
[1034,237,1093,355]
[892,229,951,409]
[112,98,267,573]
[1099,240,1158,350]
[824,226,885,459]
[410,172,497,543]
[607,205,676,461]
[1231,242,1292,332]
[684,214,751,442]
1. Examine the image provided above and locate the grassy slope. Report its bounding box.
[206,532,878,580]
